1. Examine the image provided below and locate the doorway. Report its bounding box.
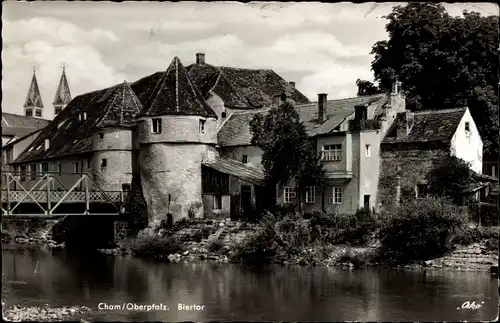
[363,195,370,211]
[241,185,252,216]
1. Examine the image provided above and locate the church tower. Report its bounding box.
[53,65,72,116]
[24,67,44,118]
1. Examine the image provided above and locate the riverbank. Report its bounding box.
[2,303,91,322]
[97,217,498,272]
[1,233,65,249]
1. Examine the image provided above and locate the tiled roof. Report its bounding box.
[187,63,310,109]
[2,129,43,150]
[202,156,265,186]
[217,94,388,147]
[53,67,72,105]
[94,81,143,129]
[24,71,44,108]
[295,94,387,136]
[139,57,217,119]
[382,108,467,144]
[2,113,50,129]
[14,82,142,163]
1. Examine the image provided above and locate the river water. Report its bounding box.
[2,245,498,321]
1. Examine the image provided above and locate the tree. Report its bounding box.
[250,99,326,211]
[369,3,499,157]
[356,79,383,96]
[426,155,478,203]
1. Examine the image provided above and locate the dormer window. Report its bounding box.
[465,122,470,132]
[83,112,87,121]
[221,111,227,119]
[152,118,162,134]
[199,119,206,133]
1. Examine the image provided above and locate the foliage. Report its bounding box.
[356,79,383,96]
[468,202,499,226]
[207,239,225,253]
[379,197,467,263]
[129,235,184,260]
[250,99,326,208]
[309,209,378,246]
[452,225,499,251]
[369,3,499,157]
[426,155,478,202]
[123,174,148,232]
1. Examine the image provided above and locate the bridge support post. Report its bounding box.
[46,175,51,216]
[84,175,90,215]
[6,173,11,215]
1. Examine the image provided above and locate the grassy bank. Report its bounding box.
[117,198,498,271]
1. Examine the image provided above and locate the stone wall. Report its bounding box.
[378,146,449,211]
[114,220,128,242]
[425,243,498,271]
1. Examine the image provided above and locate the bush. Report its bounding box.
[207,239,224,253]
[309,209,378,245]
[129,235,184,260]
[380,197,466,264]
[469,202,499,226]
[452,226,482,246]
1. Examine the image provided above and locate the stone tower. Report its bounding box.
[53,65,72,117]
[24,68,44,118]
[137,56,218,224]
[91,81,143,191]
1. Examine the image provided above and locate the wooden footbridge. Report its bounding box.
[1,171,129,218]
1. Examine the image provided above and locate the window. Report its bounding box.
[465,122,470,132]
[221,112,227,119]
[6,148,13,164]
[83,112,87,121]
[35,109,42,117]
[322,144,342,161]
[330,187,343,204]
[58,163,62,175]
[416,184,428,199]
[74,162,79,173]
[492,165,497,178]
[101,158,107,168]
[20,165,26,181]
[199,119,206,133]
[213,195,222,210]
[283,187,296,203]
[365,144,371,157]
[29,164,37,180]
[55,106,62,115]
[242,155,248,164]
[152,118,162,134]
[122,184,131,192]
[25,109,33,117]
[42,163,48,172]
[305,186,316,203]
[99,133,104,140]
[87,158,92,169]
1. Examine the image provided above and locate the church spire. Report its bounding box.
[24,67,44,118]
[53,63,72,116]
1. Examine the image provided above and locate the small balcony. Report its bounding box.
[348,119,382,131]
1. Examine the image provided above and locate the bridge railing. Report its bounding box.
[1,171,129,217]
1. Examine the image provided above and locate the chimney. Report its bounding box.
[318,93,327,123]
[289,81,295,88]
[196,53,205,64]
[44,139,50,151]
[396,110,414,139]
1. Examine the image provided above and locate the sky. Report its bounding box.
[2,1,498,119]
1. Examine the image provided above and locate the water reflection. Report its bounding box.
[2,245,497,321]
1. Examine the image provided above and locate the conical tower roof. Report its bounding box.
[139,56,217,118]
[53,66,72,105]
[94,81,143,129]
[24,69,44,108]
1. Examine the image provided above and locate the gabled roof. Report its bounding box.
[202,156,265,186]
[139,57,217,119]
[217,94,388,147]
[1,113,50,140]
[53,67,72,106]
[187,62,310,109]
[24,71,44,108]
[295,94,387,137]
[14,82,142,163]
[382,108,467,144]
